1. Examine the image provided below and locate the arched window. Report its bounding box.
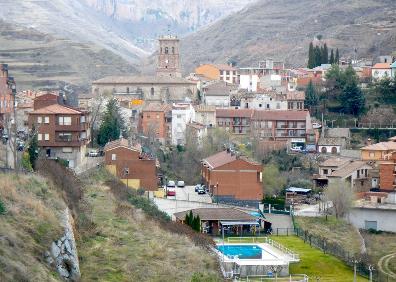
[172,47,175,54]
[160,47,162,54]
[321,147,327,153]
[126,87,130,93]
[331,147,338,154]
[150,87,154,96]
[165,47,169,54]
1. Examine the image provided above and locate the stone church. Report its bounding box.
[92,35,197,103]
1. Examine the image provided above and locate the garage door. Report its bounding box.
[365,220,377,230]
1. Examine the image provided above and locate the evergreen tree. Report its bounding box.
[314,46,322,67]
[335,48,340,64]
[322,43,328,64]
[341,66,365,116]
[194,215,201,232]
[28,130,39,170]
[305,80,319,111]
[188,210,194,226]
[308,42,315,69]
[97,99,125,146]
[184,212,190,226]
[329,49,335,64]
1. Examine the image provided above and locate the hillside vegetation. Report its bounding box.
[181,0,396,71]
[0,173,65,281]
[77,168,221,281]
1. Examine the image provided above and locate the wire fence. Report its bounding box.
[291,214,395,282]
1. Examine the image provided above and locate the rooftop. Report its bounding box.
[361,141,396,151]
[329,160,371,178]
[318,137,343,146]
[187,122,206,130]
[286,91,305,100]
[320,157,354,167]
[173,208,256,221]
[216,108,254,118]
[142,103,171,112]
[354,199,396,211]
[202,150,237,169]
[92,75,196,85]
[104,138,140,153]
[30,104,82,115]
[372,63,391,69]
[203,81,238,96]
[194,104,216,112]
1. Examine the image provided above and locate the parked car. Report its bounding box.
[167,180,176,188]
[177,180,185,188]
[17,140,25,151]
[88,149,99,157]
[197,186,206,194]
[290,146,302,152]
[312,122,322,129]
[195,184,201,192]
[167,189,176,196]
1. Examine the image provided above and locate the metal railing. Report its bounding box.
[241,274,309,282]
[266,238,300,261]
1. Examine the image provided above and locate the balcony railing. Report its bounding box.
[55,123,89,131]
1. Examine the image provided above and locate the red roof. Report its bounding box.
[216,108,254,118]
[30,104,82,115]
[252,110,309,121]
[202,150,237,169]
[372,63,391,69]
[143,103,171,112]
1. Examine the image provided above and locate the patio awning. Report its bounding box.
[220,221,260,226]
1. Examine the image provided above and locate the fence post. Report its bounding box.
[277,228,279,236]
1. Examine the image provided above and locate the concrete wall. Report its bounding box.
[205,95,230,107]
[348,208,396,232]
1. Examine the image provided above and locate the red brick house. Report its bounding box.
[104,138,157,191]
[139,103,171,144]
[0,64,14,128]
[201,150,263,207]
[28,95,90,168]
[379,152,396,192]
[216,108,254,135]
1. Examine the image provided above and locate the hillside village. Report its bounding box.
[1,28,396,282]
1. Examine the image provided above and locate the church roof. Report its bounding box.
[92,76,196,85]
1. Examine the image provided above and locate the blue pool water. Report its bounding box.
[217,245,263,259]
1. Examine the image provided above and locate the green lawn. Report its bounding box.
[223,236,368,282]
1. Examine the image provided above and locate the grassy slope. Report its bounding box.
[0,173,65,281]
[78,169,220,282]
[361,231,396,269]
[295,216,362,256]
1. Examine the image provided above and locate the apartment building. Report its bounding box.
[195,64,239,84]
[171,103,195,145]
[140,103,171,144]
[28,94,90,168]
[216,108,253,135]
[0,64,14,126]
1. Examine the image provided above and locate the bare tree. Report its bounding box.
[324,180,354,219]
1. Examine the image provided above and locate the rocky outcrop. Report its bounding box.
[45,208,80,281]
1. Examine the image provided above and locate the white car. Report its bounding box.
[167,180,176,188]
[290,146,302,152]
[177,181,185,188]
[88,149,99,157]
[312,122,322,129]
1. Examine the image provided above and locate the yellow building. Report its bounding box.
[360,141,396,161]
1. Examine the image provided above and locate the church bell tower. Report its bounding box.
[156,35,182,78]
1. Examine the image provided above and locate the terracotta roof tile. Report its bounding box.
[142,103,171,112]
[216,108,253,118]
[372,63,391,69]
[30,104,82,115]
[252,110,309,121]
[93,75,196,85]
[361,141,396,151]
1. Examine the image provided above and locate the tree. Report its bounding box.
[97,98,125,146]
[324,180,353,219]
[28,131,39,170]
[308,42,315,69]
[341,66,366,116]
[305,80,319,111]
[21,152,33,172]
[262,164,287,197]
[329,49,335,64]
[194,215,201,232]
[314,46,322,67]
[335,48,340,64]
[322,43,328,64]
[373,77,396,104]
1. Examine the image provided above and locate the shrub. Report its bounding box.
[21,152,33,172]
[0,198,6,215]
[191,272,220,282]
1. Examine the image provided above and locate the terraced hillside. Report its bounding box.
[0,20,137,91]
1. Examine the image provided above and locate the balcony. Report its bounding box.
[55,123,89,131]
[39,138,89,147]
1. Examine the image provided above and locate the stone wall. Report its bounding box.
[45,208,80,281]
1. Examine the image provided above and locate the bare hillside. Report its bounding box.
[181,0,396,71]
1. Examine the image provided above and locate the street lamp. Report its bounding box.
[351,258,360,282]
[368,265,374,282]
[165,176,168,198]
[216,182,219,205]
[7,78,17,173]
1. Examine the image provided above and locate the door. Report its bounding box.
[365,220,377,230]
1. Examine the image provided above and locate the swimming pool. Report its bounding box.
[217,244,263,259]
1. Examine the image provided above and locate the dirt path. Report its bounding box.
[378,253,396,280]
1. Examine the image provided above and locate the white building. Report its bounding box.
[391,61,396,78]
[202,81,238,108]
[371,63,391,80]
[239,93,288,110]
[194,105,216,128]
[171,103,195,145]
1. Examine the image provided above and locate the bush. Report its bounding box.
[262,196,285,210]
[191,272,220,282]
[128,195,170,222]
[0,198,5,215]
[21,152,33,172]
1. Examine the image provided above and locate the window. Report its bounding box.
[259,103,262,108]
[156,114,160,119]
[177,114,182,118]
[59,116,72,125]
[111,154,116,161]
[266,104,270,109]
[150,87,154,96]
[44,116,49,124]
[58,133,72,142]
[62,147,73,153]
[44,134,49,141]
[38,134,42,141]
[126,87,130,93]
[323,169,328,175]
[165,47,169,54]
[172,47,175,54]
[276,103,280,109]
[37,116,42,124]
[81,116,86,123]
[369,152,375,158]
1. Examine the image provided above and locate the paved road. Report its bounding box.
[74,156,104,175]
[174,185,212,203]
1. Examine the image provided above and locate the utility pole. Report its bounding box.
[11,80,17,175]
[368,265,374,282]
